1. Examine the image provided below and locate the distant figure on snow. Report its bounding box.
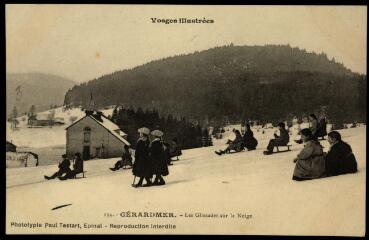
[110,145,133,171]
[324,131,357,177]
[169,138,182,161]
[309,113,319,141]
[150,130,169,186]
[59,152,84,180]
[44,154,71,180]
[132,127,153,188]
[263,122,289,155]
[316,115,327,139]
[292,128,326,181]
[215,130,244,155]
[242,124,258,151]
[163,142,173,166]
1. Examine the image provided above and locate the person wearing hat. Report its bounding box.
[263,122,290,155]
[150,130,169,186]
[44,154,72,180]
[132,127,153,187]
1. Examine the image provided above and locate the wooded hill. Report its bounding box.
[64,44,367,126]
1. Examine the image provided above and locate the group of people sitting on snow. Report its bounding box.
[215,124,258,155]
[44,152,84,180]
[292,129,357,181]
[214,114,358,181]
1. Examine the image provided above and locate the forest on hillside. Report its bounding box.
[64,45,367,126]
[109,107,211,149]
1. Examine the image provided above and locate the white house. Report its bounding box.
[65,110,130,160]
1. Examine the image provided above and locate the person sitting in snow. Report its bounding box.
[292,128,326,181]
[110,145,132,171]
[44,154,71,180]
[59,152,84,180]
[215,130,244,155]
[242,124,258,151]
[263,122,290,155]
[324,131,357,177]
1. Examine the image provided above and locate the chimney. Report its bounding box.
[85,110,94,116]
[94,111,103,122]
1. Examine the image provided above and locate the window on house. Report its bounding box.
[84,126,91,143]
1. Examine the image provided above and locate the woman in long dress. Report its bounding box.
[132,128,153,187]
[150,130,169,186]
[292,128,326,181]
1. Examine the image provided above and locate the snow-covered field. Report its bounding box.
[6,126,366,235]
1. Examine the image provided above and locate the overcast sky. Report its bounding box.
[6,5,367,83]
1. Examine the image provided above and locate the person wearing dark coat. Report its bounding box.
[132,130,153,188]
[242,124,258,151]
[263,122,290,155]
[110,145,132,171]
[169,138,182,160]
[215,130,244,155]
[325,131,357,176]
[44,154,71,180]
[150,130,169,186]
[163,142,173,166]
[292,128,326,181]
[59,152,84,180]
[316,116,327,139]
[309,113,319,140]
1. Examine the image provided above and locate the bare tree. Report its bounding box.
[11,106,18,129]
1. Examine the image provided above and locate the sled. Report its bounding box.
[74,171,87,179]
[274,145,292,153]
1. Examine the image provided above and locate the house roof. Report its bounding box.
[54,117,65,123]
[35,114,51,121]
[65,113,130,146]
[6,141,16,147]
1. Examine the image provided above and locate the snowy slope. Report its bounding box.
[6,126,366,235]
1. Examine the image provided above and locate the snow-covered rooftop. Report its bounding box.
[89,114,130,146]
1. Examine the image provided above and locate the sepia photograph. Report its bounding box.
[5,4,367,236]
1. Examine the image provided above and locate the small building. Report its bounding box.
[6,141,17,152]
[65,111,130,160]
[27,114,53,127]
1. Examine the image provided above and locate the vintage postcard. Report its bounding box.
[5,4,366,236]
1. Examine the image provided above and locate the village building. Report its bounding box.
[27,114,53,127]
[65,110,130,160]
[6,141,17,152]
